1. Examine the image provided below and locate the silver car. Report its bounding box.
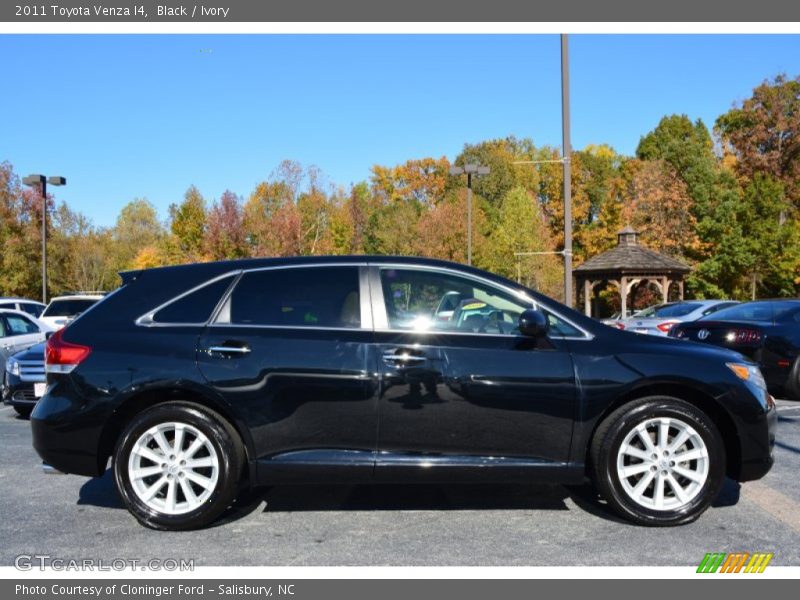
[616,300,739,336]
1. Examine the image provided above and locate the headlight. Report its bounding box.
[726,362,767,390]
[5,357,20,377]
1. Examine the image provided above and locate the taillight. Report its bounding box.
[45,328,91,374]
[724,329,763,344]
[656,320,679,333]
[612,322,625,330]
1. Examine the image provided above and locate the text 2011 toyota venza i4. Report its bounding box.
[31,257,776,530]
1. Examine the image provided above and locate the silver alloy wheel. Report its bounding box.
[127,422,220,515]
[616,417,709,511]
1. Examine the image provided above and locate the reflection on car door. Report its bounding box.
[196,265,379,483]
[369,265,578,481]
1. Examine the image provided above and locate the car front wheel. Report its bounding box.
[590,396,725,526]
[113,402,244,530]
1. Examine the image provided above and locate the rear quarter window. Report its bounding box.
[152,275,236,324]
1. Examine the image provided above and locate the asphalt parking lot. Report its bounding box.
[2,401,799,567]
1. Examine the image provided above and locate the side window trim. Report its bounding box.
[367,263,592,340]
[211,263,372,331]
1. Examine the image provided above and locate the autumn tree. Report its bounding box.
[205,190,247,260]
[371,157,450,206]
[620,159,701,261]
[716,75,800,206]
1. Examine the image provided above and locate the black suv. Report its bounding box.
[31,256,776,530]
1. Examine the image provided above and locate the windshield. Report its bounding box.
[633,302,702,318]
[700,301,799,323]
[42,298,98,317]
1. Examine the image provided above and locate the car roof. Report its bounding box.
[47,294,105,301]
[0,308,39,318]
[0,298,45,304]
[119,255,525,290]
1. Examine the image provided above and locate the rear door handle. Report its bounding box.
[382,350,427,367]
[207,344,251,355]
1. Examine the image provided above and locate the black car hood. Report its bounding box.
[12,342,45,362]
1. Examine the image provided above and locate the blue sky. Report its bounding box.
[2,34,799,226]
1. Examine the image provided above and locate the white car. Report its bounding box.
[0,308,54,385]
[39,293,105,330]
[0,297,46,318]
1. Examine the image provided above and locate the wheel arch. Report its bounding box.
[96,385,255,482]
[584,381,742,480]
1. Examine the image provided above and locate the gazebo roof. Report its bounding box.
[574,227,691,275]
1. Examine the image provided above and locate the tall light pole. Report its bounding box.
[449,163,490,266]
[561,33,573,307]
[22,174,66,304]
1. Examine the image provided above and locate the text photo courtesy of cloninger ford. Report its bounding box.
[1,12,800,580]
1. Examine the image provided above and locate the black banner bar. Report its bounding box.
[3,0,800,23]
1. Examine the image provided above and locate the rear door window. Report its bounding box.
[21,303,44,317]
[222,267,361,328]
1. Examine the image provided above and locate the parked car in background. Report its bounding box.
[0,297,46,318]
[616,300,739,336]
[669,299,800,400]
[32,257,775,530]
[0,309,52,393]
[3,342,45,417]
[39,293,105,330]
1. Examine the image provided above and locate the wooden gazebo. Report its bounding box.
[574,227,691,318]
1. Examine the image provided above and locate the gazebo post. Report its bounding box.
[620,276,628,319]
[584,279,592,316]
[662,276,669,303]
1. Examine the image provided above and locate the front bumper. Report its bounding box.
[737,393,777,482]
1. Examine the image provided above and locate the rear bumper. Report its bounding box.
[30,383,107,477]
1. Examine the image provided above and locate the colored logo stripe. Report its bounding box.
[697,553,773,573]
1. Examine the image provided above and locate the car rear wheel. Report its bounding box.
[113,402,244,530]
[14,406,33,418]
[590,396,725,526]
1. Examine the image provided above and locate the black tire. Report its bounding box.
[590,396,725,526]
[13,405,33,418]
[113,402,244,531]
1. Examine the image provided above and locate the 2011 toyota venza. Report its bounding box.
[31,257,776,530]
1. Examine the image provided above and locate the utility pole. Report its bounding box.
[450,164,490,266]
[561,33,573,307]
[23,174,66,304]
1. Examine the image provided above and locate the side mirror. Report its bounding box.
[519,309,549,338]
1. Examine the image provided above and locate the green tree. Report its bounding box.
[112,198,164,269]
[485,186,561,296]
[168,185,207,260]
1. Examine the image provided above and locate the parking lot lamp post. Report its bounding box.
[449,164,490,266]
[22,174,66,304]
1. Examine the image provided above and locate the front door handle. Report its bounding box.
[207,344,251,356]
[382,350,427,367]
